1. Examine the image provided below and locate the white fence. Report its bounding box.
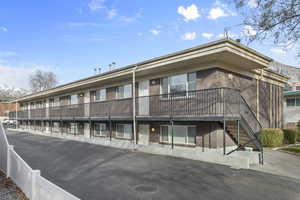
[0,124,80,200]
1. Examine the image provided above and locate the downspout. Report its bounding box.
[133,66,137,149]
[15,100,18,128]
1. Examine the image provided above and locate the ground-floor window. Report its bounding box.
[160,125,196,145]
[53,122,60,132]
[116,124,132,139]
[94,123,107,137]
[69,123,77,135]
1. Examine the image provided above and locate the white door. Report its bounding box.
[138,124,149,145]
[138,80,149,116]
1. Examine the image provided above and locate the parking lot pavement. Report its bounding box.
[6,130,300,200]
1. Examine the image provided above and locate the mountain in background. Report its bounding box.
[0,85,29,101]
[269,61,300,84]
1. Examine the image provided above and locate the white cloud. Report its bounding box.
[88,0,106,11]
[150,29,160,35]
[177,4,200,22]
[207,1,236,20]
[217,31,237,39]
[0,27,8,32]
[88,0,119,20]
[182,32,197,40]
[202,33,214,39]
[107,9,117,19]
[270,48,287,55]
[0,64,50,89]
[243,25,257,36]
[208,7,227,20]
[248,0,258,8]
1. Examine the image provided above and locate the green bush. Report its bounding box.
[283,129,298,144]
[260,129,284,147]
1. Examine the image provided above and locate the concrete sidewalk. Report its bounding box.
[6,130,300,200]
[251,148,300,180]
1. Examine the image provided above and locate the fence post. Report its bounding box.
[31,170,41,200]
[6,145,14,178]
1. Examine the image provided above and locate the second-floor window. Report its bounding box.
[70,95,78,105]
[160,72,196,97]
[116,84,132,99]
[50,98,60,108]
[95,89,106,101]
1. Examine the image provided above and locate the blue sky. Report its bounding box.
[0,0,299,89]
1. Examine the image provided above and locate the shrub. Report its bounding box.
[283,129,298,144]
[260,129,284,147]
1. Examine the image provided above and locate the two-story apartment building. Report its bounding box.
[9,39,288,163]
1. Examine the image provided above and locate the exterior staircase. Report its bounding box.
[222,93,264,163]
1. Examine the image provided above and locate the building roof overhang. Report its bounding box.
[12,39,274,103]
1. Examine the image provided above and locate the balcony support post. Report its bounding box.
[60,120,63,135]
[109,115,112,141]
[237,120,240,146]
[132,66,137,149]
[50,120,52,134]
[223,119,226,155]
[171,120,174,149]
[15,101,18,129]
[89,119,92,139]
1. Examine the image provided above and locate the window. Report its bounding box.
[53,122,60,132]
[94,123,107,137]
[54,98,60,106]
[296,86,300,91]
[117,84,132,99]
[287,98,300,107]
[69,123,77,134]
[70,95,78,105]
[50,98,60,109]
[160,72,196,97]
[296,98,300,106]
[160,125,196,145]
[116,124,132,139]
[95,89,106,101]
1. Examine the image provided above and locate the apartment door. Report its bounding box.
[138,124,149,145]
[138,80,149,116]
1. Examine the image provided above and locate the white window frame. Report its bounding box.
[95,88,106,102]
[69,123,77,134]
[159,125,196,145]
[116,84,132,99]
[116,124,132,139]
[94,123,107,137]
[160,72,196,98]
[53,122,60,132]
[70,94,78,105]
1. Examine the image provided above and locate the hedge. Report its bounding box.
[283,129,298,144]
[260,129,284,147]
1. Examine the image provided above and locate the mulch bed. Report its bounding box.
[0,171,29,200]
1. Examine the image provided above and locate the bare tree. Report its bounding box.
[29,70,58,92]
[233,0,300,48]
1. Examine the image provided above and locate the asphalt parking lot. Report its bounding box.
[6,130,300,200]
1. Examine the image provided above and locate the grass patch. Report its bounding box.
[279,146,300,156]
